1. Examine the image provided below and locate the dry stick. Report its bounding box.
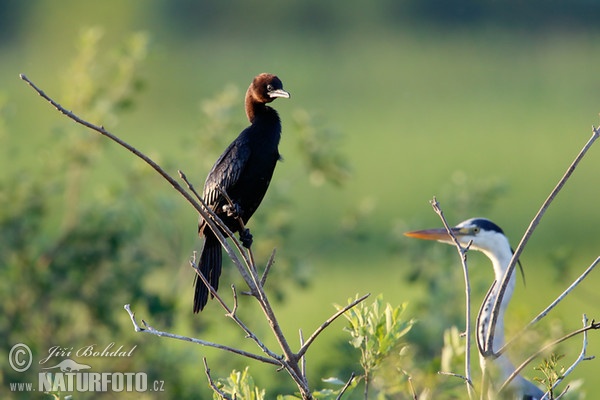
[485,127,600,356]
[190,258,283,362]
[438,371,472,383]
[430,198,476,399]
[336,372,356,400]
[20,74,315,396]
[299,329,307,379]
[203,358,233,400]
[123,305,278,366]
[215,184,262,288]
[539,315,594,400]
[403,370,418,400]
[19,74,256,297]
[207,181,292,374]
[555,386,571,400]
[297,293,370,360]
[189,242,310,396]
[260,249,277,287]
[498,319,600,394]
[179,171,255,286]
[499,256,600,356]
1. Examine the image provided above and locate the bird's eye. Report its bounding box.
[266,84,274,92]
[472,227,480,234]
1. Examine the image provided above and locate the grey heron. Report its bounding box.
[405,218,545,400]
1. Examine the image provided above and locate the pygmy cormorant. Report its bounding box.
[194,73,290,312]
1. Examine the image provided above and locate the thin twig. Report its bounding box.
[260,249,277,287]
[213,183,263,289]
[431,198,475,399]
[189,258,282,362]
[297,293,371,360]
[438,370,474,386]
[20,74,257,299]
[403,370,418,400]
[299,329,306,378]
[486,127,600,355]
[22,73,319,399]
[123,304,279,365]
[554,385,570,400]
[179,170,255,288]
[499,319,600,393]
[336,372,356,400]
[124,304,144,332]
[204,358,233,400]
[230,285,239,316]
[499,256,600,356]
[539,315,594,400]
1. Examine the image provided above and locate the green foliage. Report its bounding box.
[291,109,351,187]
[308,377,358,400]
[209,296,412,399]
[5,8,598,397]
[440,326,466,374]
[534,353,565,398]
[211,369,359,400]
[63,27,148,124]
[439,171,508,223]
[336,295,414,398]
[0,29,172,399]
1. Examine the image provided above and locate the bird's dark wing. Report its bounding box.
[203,135,251,207]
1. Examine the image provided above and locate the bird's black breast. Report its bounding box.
[201,108,281,231]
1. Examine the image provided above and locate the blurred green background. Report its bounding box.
[2,1,600,398]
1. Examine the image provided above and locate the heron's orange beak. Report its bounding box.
[404,228,455,241]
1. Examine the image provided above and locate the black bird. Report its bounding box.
[194,73,290,312]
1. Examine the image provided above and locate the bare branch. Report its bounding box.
[430,197,475,399]
[499,256,600,356]
[438,370,475,387]
[299,329,306,378]
[499,319,600,393]
[123,304,279,366]
[486,127,600,355]
[124,304,144,332]
[179,170,255,290]
[21,73,340,400]
[554,385,570,400]
[188,259,283,363]
[230,285,239,316]
[402,370,418,400]
[336,372,356,400]
[540,315,594,400]
[260,249,277,287]
[204,358,233,400]
[529,257,599,327]
[297,293,370,360]
[20,74,259,298]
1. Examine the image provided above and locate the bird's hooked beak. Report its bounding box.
[268,88,290,99]
[404,227,460,242]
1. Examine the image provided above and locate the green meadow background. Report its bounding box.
[1,1,600,398]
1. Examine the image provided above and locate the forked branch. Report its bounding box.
[22,73,369,400]
[486,127,600,355]
[430,198,475,399]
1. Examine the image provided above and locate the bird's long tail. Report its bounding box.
[193,230,222,313]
